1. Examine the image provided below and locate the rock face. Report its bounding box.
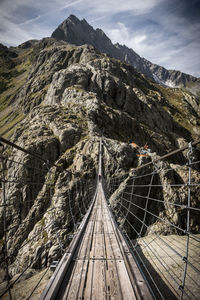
[52,15,200,94]
[0,33,199,283]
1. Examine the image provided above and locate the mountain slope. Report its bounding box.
[52,15,200,95]
[0,35,200,289]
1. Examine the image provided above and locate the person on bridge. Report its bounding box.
[131,141,151,157]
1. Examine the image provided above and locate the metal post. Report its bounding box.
[46,164,64,255]
[80,180,87,214]
[180,142,192,299]
[76,181,83,217]
[134,171,154,250]
[123,175,135,227]
[69,192,76,231]
[0,143,12,300]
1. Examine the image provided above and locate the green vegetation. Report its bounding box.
[0,108,24,139]
[157,85,199,137]
[0,46,34,138]
[40,217,46,227]
[27,84,50,111]
[42,230,49,243]
[0,238,4,246]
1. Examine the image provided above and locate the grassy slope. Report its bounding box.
[0,45,33,138]
[156,85,200,139]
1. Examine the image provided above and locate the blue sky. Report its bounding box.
[0,0,200,77]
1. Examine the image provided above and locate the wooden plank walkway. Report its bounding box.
[49,182,152,300]
[40,139,153,299]
[60,183,136,299]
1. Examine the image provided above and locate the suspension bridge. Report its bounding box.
[0,136,200,299]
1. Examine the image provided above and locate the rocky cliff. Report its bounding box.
[52,15,200,95]
[0,33,200,288]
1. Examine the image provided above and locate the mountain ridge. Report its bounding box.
[51,15,200,95]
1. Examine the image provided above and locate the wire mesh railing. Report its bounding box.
[105,140,200,300]
[0,137,96,299]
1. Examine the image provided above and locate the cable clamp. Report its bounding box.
[182,256,187,262]
[187,141,194,161]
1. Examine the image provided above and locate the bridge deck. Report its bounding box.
[57,183,138,299]
[40,138,153,299]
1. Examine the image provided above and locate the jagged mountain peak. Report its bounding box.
[52,15,113,53]
[68,14,81,22]
[52,15,200,95]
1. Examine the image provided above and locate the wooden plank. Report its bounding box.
[76,221,94,260]
[104,233,123,260]
[85,260,107,300]
[106,260,123,300]
[93,220,103,234]
[84,259,94,299]
[104,218,114,234]
[113,260,137,300]
[63,259,89,299]
[124,252,154,300]
[90,233,105,259]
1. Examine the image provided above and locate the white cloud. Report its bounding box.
[0,18,31,46]
[0,0,83,46]
[79,0,162,15]
[105,21,200,76]
[0,0,199,77]
[106,23,148,53]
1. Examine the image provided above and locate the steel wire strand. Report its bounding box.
[121,177,135,227]
[26,267,50,300]
[114,198,200,290]
[136,237,195,300]
[154,238,200,290]
[1,183,94,296]
[10,204,82,257]
[0,179,53,186]
[106,144,200,294]
[1,202,90,278]
[169,237,200,266]
[120,195,185,233]
[135,173,155,248]
[130,160,200,180]
[124,183,200,188]
[0,206,83,266]
[0,140,89,296]
[3,200,76,228]
[116,211,165,300]
[118,198,200,275]
[136,238,186,298]
[108,162,187,183]
[79,180,88,214]
[118,201,183,257]
[118,182,200,242]
[180,145,192,300]
[137,232,200,297]
[116,206,192,300]
[0,195,54,208]
[75,181,84,217]
[108,172,200,297]
[0,156,50,173]
[122,191,200,212]
[0,247,50,299]
[118,201,186,264]
[3,195,84,232]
